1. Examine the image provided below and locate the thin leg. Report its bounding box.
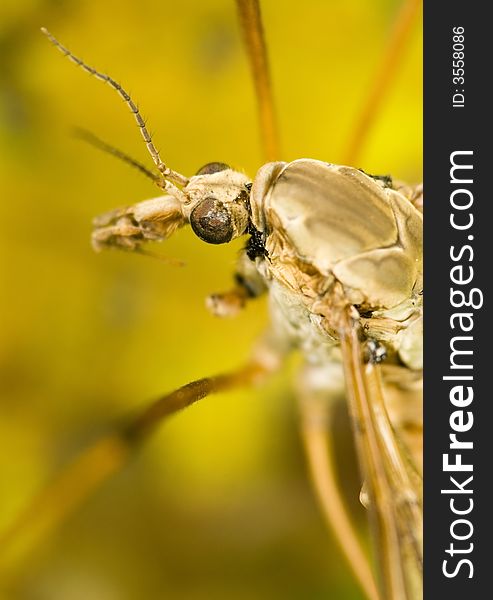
[343,0,422,166]
[206,251,268,317]
[0,356,277,579]
[337,305,422,600]
[235,0,280,161]
[298,362,380,600]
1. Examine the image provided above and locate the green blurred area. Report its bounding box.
[0,0,421,598]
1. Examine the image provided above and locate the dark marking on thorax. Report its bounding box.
[246,223,269,261]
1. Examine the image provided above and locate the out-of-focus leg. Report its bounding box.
[298,361,380,600]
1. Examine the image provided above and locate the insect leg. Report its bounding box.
[206,251,268,317]
[0,336,285,577]
[343,0,422,165]
[91,194,187,252]
[336,305,422,600]
[297,361,380,600]
[379,364,423,474]
[235,0,280,161]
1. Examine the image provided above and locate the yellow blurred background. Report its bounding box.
[0,0,421,598]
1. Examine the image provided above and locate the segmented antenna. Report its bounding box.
[73,128,161,184]
[41,28,189,187]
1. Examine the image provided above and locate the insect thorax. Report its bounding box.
[247,159,423,371]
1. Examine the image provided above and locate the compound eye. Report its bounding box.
[190,197,233,244]
[195,162,230,176]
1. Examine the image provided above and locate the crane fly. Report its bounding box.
[1,1,422,598]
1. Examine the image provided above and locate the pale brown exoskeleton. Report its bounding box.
[2,3,422,599]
